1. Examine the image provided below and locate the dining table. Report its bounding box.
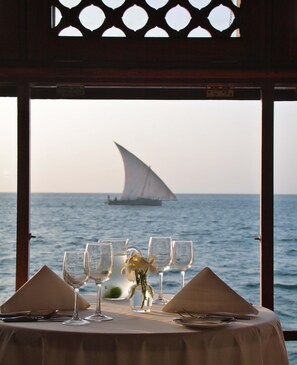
[0,296,289,365]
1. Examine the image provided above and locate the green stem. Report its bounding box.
[136,270,149,309]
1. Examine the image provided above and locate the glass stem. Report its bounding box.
[95,283,102,315]
[158,272,164,300]
[180,270,185,289]
[73,287,79,320]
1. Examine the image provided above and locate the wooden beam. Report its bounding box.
[0,67,296,86]
[260,83,274,310]
[16,83,30,290]
[0,84,296,101]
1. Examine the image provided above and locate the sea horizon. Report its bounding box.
[2,191,297,195]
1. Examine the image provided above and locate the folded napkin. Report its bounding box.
[0,265,90,313]
[163,267,258,315]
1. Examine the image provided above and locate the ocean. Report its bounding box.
[0,193,296,363]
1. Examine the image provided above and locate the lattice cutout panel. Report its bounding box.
[51,0,241,38]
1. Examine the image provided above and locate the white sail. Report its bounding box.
[115,142,176,201]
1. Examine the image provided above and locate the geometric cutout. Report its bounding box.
[231,28,240,38]
[59,0,81,8]
[229,7,235,24]
[208,4,233,32]
[79,5,105,31]
[188,0,211,10]
[52,7,62,27]
[188,26,211,38]
[145,0,169,10]
[122,5,149,31]
[58,26,83,37]
[145,26,169,37]
[102,26,126,37]
[165,5,191,31]
[101,0,125,9]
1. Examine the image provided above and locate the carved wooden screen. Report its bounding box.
[51,0,241,39]
[1,0,296,68]
[25,0,266,69]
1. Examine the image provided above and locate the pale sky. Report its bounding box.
[0,98,296,194]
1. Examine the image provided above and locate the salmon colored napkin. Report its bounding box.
[162,267,258,315]
[0,265,90,313]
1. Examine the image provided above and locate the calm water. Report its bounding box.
[0,193,296,363]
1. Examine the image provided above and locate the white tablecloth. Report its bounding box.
[0,298,289,365]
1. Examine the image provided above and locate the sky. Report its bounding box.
[0,98,296,194]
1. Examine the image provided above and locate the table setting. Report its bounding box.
[0,236,276,326]
[0,236,195,321]
[0,236,290,365]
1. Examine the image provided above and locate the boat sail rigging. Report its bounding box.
[106,142,176,206]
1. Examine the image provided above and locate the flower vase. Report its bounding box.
[129,282,154,313]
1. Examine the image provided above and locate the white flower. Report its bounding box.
[122,252,157,282]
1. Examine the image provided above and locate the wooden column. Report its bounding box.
[16,83,30,290]
[260,83,274,310]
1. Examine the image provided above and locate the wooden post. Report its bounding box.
[16,83,30,290]
[260,83,274,310]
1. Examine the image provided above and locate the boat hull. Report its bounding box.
[105,198,162,206]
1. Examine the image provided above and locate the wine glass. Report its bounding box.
[148,236,172,304]
[62,250,90,326]
[85,243,113,321]
[172,240,194,289]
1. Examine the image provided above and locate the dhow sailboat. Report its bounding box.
[105,142,176,206]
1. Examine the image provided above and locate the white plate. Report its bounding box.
[173,317,228,329]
